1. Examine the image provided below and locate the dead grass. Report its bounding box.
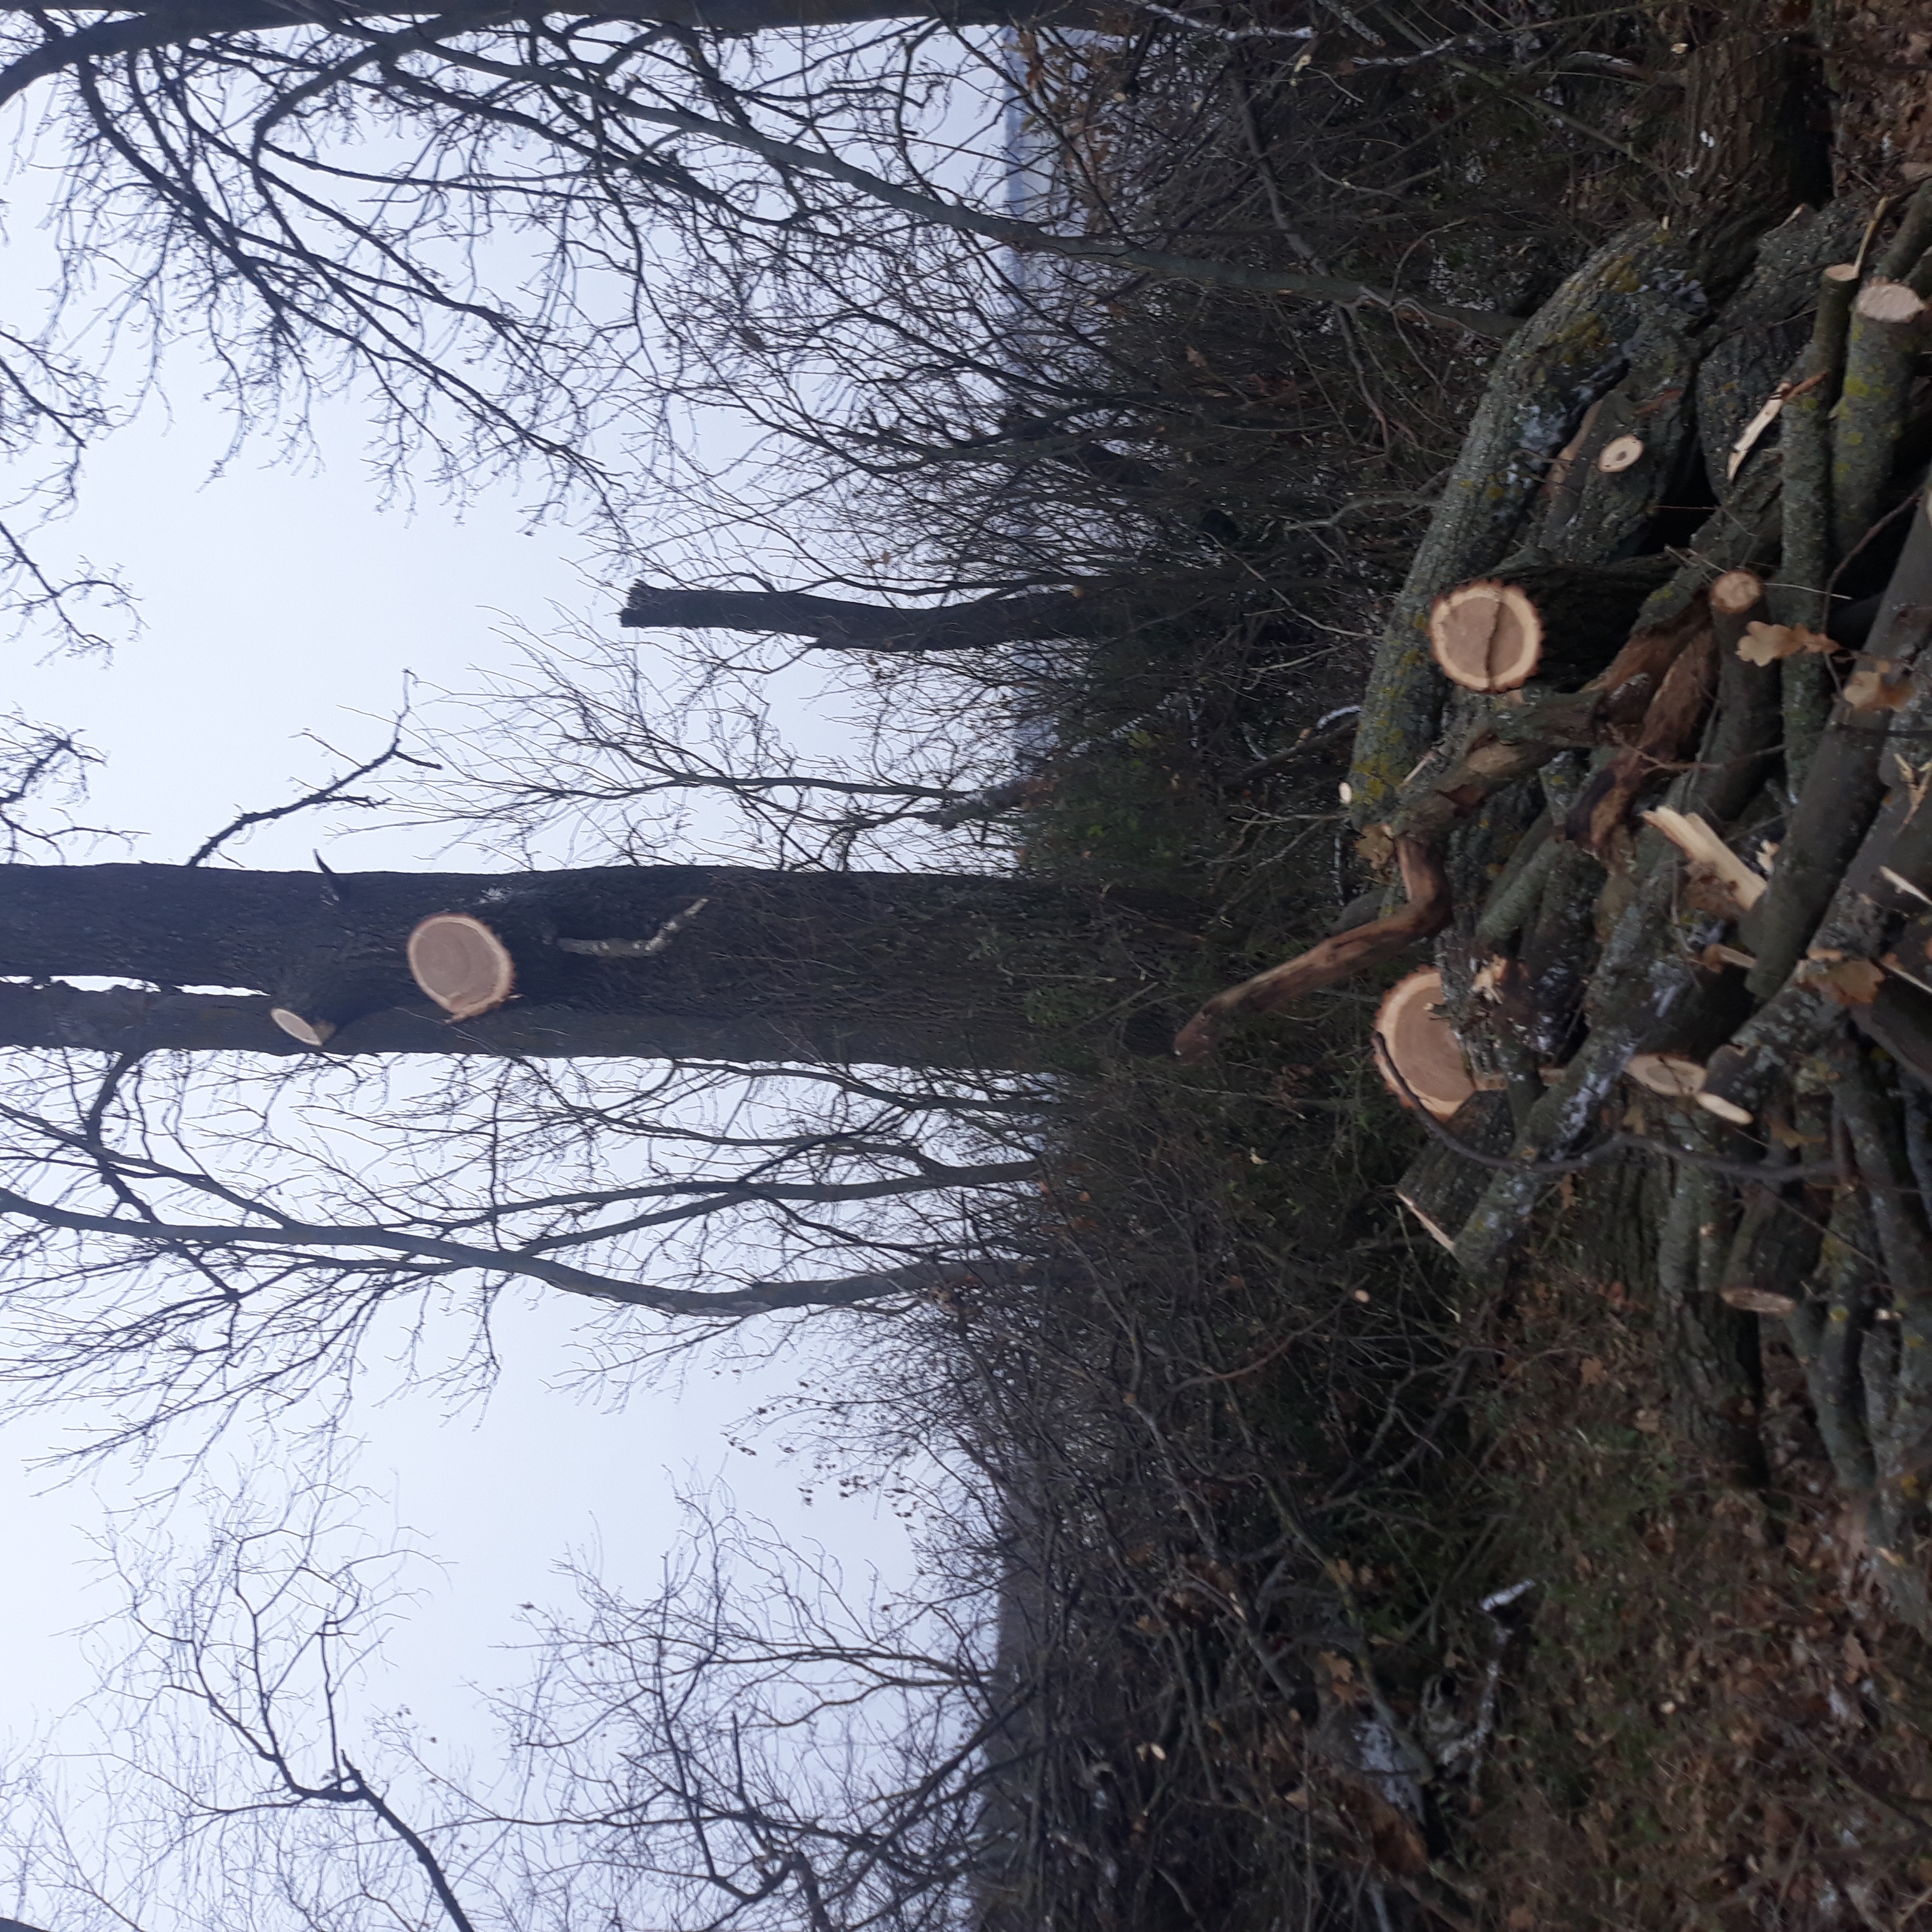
[1461,1224,1932,1930]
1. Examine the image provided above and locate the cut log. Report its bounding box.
[407,913,518,1020]
[1655,1116,1765,1488]
[1530,308,1700,563]
[1692,203,1865,504]
[1879,175,1932,285]
[1179,610,1711,1057]
[1790,1186,1881,1495]
[1347,224,1723,825]
[1774,262,1863,791]
[1374,968,1475,1120]
[1454,865,1709,1279]
[1709,568,1766,624]
[1745,487,1932,1000]
[1829,280,1928,564]
[1427,558,1674,693]
[1394,1091,1514,1249]
[1687,581,1787,831]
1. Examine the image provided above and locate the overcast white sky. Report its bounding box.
[0,298,922,1824]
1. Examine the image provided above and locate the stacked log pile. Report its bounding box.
[1179,180,1932,1632]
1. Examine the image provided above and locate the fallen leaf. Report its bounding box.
[1844,657,1912,711]
[1844,1632,1870,1680]
[1737,620,1831,664]
[1579,1355,1607,1386]
[1317,1649,1367,1706]
[1799,955,1886,1006]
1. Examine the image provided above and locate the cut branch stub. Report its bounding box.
[1625,1051,1708,1098]
[268,1009,336,1048]
[1374,968,1476,1120]
[407,913,517,1020]
[1597,434,1645,473]
[1428,557,1674,694]
[1430,579,1543,693]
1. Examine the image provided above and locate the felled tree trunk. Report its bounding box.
[1345,222,1715,825]
[1428,557,1674,693]
[0,862,1176,1070]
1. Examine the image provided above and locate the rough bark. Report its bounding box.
[1657,1126,1764,1486]
[1527,310,1701,562]
[1670,29,1832,298]
[621,582,1102,653]
[1744,490,1932,1000]
[1345,224,1719,825]
[1393,1091,1514,1251]
[1452,854,1717,1280]
[0,862,1168,1070]
[1692,201,1866,503]
[1564,624,1719,857]
[1829,282,1928,562]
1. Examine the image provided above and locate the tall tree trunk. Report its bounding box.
[619,582,1097,653]
[0,863,1172,1068]
[0,0,1104,108]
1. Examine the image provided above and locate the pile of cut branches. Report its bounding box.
[1182,175,1932,1636]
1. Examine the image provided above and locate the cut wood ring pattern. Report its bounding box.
[1428,579,1543,693]
[1373,968,1476,1120]
[269,1009,336,1047]
[408,913,517,1020]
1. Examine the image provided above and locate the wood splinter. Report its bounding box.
[1640,806,1768,912]
[407,913,517,1020]
[1624,1052,1708,1099]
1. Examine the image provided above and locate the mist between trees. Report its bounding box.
[0,0,1695,1925]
